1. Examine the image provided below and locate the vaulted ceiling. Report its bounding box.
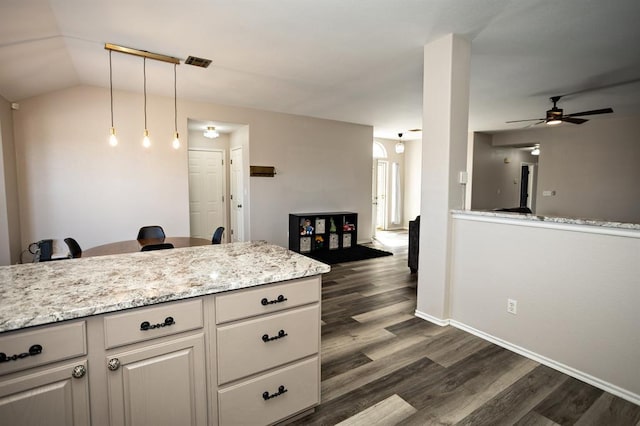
[1,0,639,139]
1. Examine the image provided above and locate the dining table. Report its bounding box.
[83,237,211,257]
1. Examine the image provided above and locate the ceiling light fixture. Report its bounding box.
[104,43,181,149]
[395,133,405,154]
[108,50,118,147]
[531,145,540,156]
[172,63,180,149]
[204,126,219,139]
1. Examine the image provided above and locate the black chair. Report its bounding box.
[64,237,82,258]
[137,225,166,240]
[140,243,174,252]
[211,227,225,244]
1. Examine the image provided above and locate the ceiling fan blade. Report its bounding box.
[524,120,545,128]
[506,118,544,123]
[566,107,613,117]
[562,117,588,124]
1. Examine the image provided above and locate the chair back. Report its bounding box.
[140,243,174,252]
[64,237,82,258]
[211,227,225,244]
[137,226,166,240]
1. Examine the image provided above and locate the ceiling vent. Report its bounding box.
[185,56,212,68]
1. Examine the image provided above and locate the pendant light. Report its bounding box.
[142,57,151,148]
[108,50,118,147]
[104,43,181,150]
[172,63,180,149]
[395,133,405,154]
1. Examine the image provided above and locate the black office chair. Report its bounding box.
[140,243,174,252]
[137,225,166,240]
[64,237,82,258]
[211,227,225,244]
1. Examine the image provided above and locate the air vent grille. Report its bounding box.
[185,56,212,68]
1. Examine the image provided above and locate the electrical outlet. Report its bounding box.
[507,299,517,315]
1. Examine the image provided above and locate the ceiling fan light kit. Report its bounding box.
[506,95,613,127]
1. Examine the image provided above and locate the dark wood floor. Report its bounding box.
[291,236,640,426]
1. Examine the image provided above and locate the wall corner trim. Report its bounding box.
[449,319,640,406]
[414,310,450,327]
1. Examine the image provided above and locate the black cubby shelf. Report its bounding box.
[289,212,358,254]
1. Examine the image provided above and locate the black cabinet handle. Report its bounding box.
[262,385,288,400]
[0,344,43,363]
[262,329,288,342]
[140,316,175,331]
[261,295,288,306]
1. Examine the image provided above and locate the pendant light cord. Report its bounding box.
[143,57,147,129]
[174,63,177,132]
[109,50,114,128]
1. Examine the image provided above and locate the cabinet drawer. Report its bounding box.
[215,276,320,324]
[104,299,203,349]
[217,304,320,384]
[0,321,86,376]
[218,356,319,426]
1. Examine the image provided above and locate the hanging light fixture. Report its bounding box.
[204,126,220,139]
[142,58,151,148]
[395,133,405,154]
[104,43,181,150]
[108,50,118,147]
[172,63,180,149]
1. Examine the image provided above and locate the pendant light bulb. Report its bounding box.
[172,132,180,149]
[143,129,151,148]
[109,127,118,147]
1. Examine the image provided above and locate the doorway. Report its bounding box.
[188,149,226,240]
[230,147,244,242]
[519,163,537,211]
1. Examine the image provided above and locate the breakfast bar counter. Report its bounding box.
[0,240,329,333]
[0,241,330,426]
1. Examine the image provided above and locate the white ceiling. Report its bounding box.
[1,0,639,140]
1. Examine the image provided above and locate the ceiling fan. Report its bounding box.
[506,96,613,126]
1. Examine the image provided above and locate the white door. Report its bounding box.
[375,160,388,230]
[188,150,225,240]
[230,147,244,242]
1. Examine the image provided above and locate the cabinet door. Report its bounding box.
[0,359,90,426]
[106,334,207,426]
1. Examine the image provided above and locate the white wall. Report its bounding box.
[491,115,640,223]
[450,215,640,402]
[0,95,21,265]
[11,85,373,253]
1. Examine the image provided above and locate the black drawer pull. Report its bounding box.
[140,316,175,331]
[261,295,288,306]
[0,344,43,363]
[262,385,288,401]
[262,329,288,342]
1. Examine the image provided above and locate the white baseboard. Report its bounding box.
[413,309,450,327]
[413,310,640,406]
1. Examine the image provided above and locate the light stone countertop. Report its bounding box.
[451,210,640,231]
[0,241,330,334]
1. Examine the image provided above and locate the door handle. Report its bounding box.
[238,204,243,208]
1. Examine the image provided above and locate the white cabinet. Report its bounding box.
[216,277,322,425]
[0,321,89,426]
[0,276,323,426]
[100,298,207,426]
[105,334,207,426]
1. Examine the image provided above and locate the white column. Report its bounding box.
[416,34,471,322]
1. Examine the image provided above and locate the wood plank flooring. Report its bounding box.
[290,236,640,425]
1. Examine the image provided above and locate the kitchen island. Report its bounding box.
[0,241,330,425]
